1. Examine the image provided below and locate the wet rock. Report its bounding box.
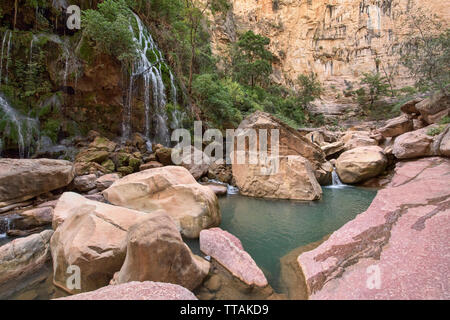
[0,159,74,208]
[56,281,197,300]
[111,212,209,291]
[0,230,53,287]
[207,163,233,184]
[88,136,116,152]
[103,166,220,238]
[154,145,173,166]
[13,207,53,230]
[298,157,450,299]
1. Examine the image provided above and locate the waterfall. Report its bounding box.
[0,216,11,238]
[123,13,179,146]
[0,30,11,85]
[4,31,12,84]
[0,95,39,158]
[330,167,349,188]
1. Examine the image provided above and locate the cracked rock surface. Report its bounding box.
[298,157,450,300]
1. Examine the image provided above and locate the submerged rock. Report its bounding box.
[111,212,209,291]
[0,230,53,287]
[0,159,74,208]
[57,281,197,300]
[298,157,450,299]
[103,166,220,238]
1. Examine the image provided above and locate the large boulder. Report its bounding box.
[342,131,378,150]
[0,230,53,287]
[50,192,144,294]
[73,174,97,192]
[103,166,220,238]
[336,146,387,184]
[378,114,413,138]
[298,157,450,299]
[234,111,326,169]
[95,173,121,191]
[231,112,325,200]
[111,212,209,290]
[415,91,449,124]
[57,281,197,300]
[392,126,436,159]
[200,228,268,288]
[0,159,74,208]
[321,141,345,158]
[232,154,322,201]
[13,206,53,230]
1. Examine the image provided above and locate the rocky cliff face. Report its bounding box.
[210,0,449,97]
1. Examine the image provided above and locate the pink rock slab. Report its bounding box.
[298,157,450,300]
[200,228,268,287]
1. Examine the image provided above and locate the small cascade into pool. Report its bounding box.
[328,167,349,189]
[123,13,180,146]
[0,215,11,241]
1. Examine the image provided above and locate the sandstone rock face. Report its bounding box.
[57,281,197,300]
[112,212,209,290]
[0,230,53,286]
[298,157,450,300]
[336,146,387,184]
[200,228,268,287]
[0,159,74,207]
[393,127,435,159]
[439,128,450,157]
[50,192,144,294]
[233,155,322,201]
[208,0,449,99]
[378,114,413,138]
[103,166,220,238]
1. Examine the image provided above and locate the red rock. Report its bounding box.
[200,228,268,287]
[298,157,450,300]
[56,281,197,300]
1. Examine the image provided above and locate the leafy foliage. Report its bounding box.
[358,72,390,108]
[400,9,450,91]
[231,31,273,88]
[82,0,137,62]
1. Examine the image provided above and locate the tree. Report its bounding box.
[183,0,229,93]
[400,8,450,91]
[297,72,323,105]
[359,72,390,108]
[231,30,273,88]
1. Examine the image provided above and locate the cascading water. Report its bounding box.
[0,30,12,85]
[330,167,348,188]
[0,95,39,158]
[123,13,180,146]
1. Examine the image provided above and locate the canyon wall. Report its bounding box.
[209,0,450,97]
